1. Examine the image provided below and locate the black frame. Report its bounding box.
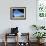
[10,7,26,20]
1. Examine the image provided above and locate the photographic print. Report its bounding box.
[10,7,26,20]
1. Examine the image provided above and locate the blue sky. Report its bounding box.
[13,10,24,17]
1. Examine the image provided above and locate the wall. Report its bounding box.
[0,0,37,42]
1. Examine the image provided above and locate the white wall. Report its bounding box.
[0,0,37,42]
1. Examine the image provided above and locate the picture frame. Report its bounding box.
[10,7,26,20]
[37,0,46,19]
[36,0,46,26]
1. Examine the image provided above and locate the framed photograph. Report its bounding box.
[37,0,46,19]
[36,0,46,26]
[10,7,26,20]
